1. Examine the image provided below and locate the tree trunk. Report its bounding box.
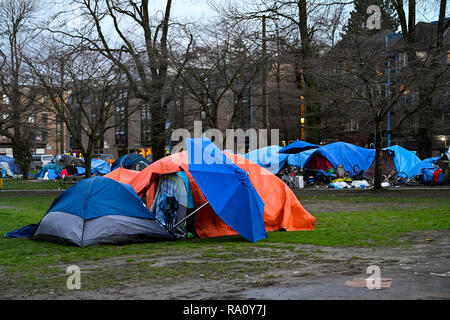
[84,153,92,178]
[437,0,447,48]
[417,111,434,159]
[373,120,383,190]
[150,84,167,161]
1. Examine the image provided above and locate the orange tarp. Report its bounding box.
[109,151,316,239]
[104,167,141,185]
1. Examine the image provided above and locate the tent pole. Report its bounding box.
[172,201,209,230]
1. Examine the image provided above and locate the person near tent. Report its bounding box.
[60,164,78,179]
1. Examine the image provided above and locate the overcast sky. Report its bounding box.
[44,0,445,35]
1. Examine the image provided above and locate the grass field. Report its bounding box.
[0,178,61,190]
[0,187,449,297]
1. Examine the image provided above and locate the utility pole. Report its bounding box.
[387,60,391,147]
[262,15,269,129]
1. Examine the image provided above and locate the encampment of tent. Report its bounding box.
[110,141,316,241]
[31,176,174,246]
[111,153,151,171]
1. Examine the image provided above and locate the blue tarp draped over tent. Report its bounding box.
[383,145,421,179]
[409,156,441,178]
[76,158,111,176]
[244,146,289,174]
[0,155,18,175]
[34,163,63,179]
[305,142,376,173]
[111,153,151,171]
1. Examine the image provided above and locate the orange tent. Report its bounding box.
[104,167,141,185]
[109,151,316,239]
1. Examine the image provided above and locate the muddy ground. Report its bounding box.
[1,188,449,300]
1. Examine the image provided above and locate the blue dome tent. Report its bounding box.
[31,176,175,246]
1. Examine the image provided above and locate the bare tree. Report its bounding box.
[27,44,140,177]
[0,0,40,178]
[390,0,450,158]
[45,0,194,161]
[315,28,448,189]
[213,0,355,143]
[171,17,264,136]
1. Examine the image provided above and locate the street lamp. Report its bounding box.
[441,135,447,147]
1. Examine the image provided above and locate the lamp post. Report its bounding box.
[387,60,391,147]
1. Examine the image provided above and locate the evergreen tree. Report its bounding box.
[343,0,399,35]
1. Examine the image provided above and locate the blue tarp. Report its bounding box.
[111,153,151,171]
[279,140,319,154]
[187,138,266,242]
[76,158,111,176]
[0,155,18,174]
[305,142,376,173]
[409,156,441,178]
[244,146,289,174]
[286,148,317,169]
[47,176,152,220]
[383,145,421,179]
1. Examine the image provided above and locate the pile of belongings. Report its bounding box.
[327,178,370,189]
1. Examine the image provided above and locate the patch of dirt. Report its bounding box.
[3,229,448,300]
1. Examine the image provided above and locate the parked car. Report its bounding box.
[31,154,55,170]
[92,154,115,166]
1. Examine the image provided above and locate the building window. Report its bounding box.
[398,52,408,68]
[345,119,359,132]
[141,104,151,145]
[41,113,48,124]
[42,130,48,142]
[115,104,128,146]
